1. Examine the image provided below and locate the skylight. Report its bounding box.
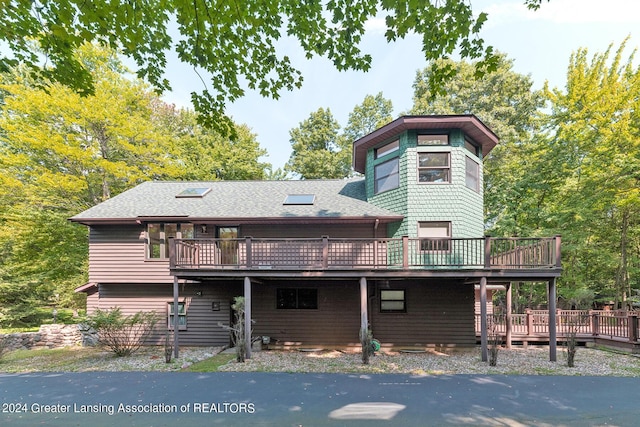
[176,187,211,198]
[283,194,315,205]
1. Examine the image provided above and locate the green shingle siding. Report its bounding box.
[366,129,484,239]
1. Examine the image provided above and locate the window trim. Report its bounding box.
[374,139,399,159]
[276,288,318,310]
[417,133,449,146]
[374,157,400,194]
[418,221,452,252]
[417,152,451,184]
[168,301,187,330]
[146,223,194,260]
[465,155,480,192]
[380,289,406,313]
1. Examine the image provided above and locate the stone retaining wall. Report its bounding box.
[0,324,96,351]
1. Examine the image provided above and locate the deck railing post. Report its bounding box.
[555,235,562,268]
[245,237,252,268]
[402,236,409,269]
[169,237,176,268]
[484,237,491,268]
[592,312,600,337]
[628,313,638,342]
[526,309,534,338]
[322,236,329,269]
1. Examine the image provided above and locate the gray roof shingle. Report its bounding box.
[70,179,403,224]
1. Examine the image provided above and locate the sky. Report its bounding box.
[162,0,640,171]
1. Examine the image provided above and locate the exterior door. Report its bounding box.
[217,226,238,265]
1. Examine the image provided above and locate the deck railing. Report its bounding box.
[170,236,561,271]
[476,309,640,344]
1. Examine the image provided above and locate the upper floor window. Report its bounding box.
[465,156,480,192]
[464,138,479,156]
[147,223,194,259]
[418,152,450,183]
[374,139,399,159]
[418,221,451,251]
[374,157,400,194]
[418,134,449,146]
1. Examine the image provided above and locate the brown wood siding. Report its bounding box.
[241,224,376,239]
[370,280,476,348]
[251,280,362,347]
[88,225,172,283]
[90,282,242,346]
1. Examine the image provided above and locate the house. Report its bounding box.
[71,115,562,360]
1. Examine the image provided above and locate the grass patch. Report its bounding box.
[0,347,103,373]
[0,327,39,333]
[181,353,235,372]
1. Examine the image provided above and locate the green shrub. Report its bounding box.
[84,308,158,357]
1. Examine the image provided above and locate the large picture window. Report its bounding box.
[147,223,194,259]
[380,290,406,313]
[374,157,399,194]
[418,152,450,183]
[418,221,451,251]
[277,288,318,309]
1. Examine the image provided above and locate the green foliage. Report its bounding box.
[0,0,502,135]
[286,93,393,179]
[84,308,158,357]
[0,43,270,319]
[541,39,640,307]
[285,108,352,179]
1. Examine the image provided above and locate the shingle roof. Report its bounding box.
[70,179,403,224]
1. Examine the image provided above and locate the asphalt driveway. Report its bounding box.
[1,372,638,426]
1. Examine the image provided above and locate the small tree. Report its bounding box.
[219,296,248,362]
[360,327,374,365]
[488,314,502,367]
[84,308,158,357]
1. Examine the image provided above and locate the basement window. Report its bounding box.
[380,290,406,313]
[283,194,315,205]
[168,302,187,330]
[277,288,318,309]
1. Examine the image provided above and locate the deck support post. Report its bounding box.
[360,277,368,343]
[480,276,488,362]
[548,278,557,362]
[244,277,252,360]
[506,282,512,349]
[173,276,180,359]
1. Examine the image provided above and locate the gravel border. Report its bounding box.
[3,345,640,376]
[218,346,640,377]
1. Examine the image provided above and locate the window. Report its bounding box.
[374,157,399,194]
[418,134,449,146]
[465,156,480,192]
[375,139,399,158]
[277,288,318,309]
[380,290,406,313]
[418,152,450,183]
[283,194,315,205]
[147,223,194,259]
[168,302,187,330]
[176,187,211,198]
[464,138,479,156]
[418,221,451,251]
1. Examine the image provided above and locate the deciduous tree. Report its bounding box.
[0,0,549,134]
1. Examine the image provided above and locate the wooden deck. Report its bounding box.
[169,236,562,277]
[476,310,640,352]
